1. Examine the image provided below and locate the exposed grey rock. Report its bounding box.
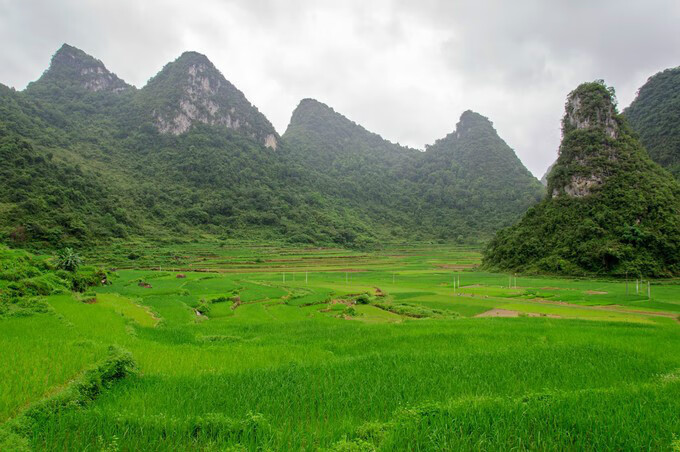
[144,52,278,149]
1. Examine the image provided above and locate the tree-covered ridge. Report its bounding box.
[26,44,131,99]
[1,83,379,247]
[414,111,544,228]
[0,47,392,247]
[284,98,417,163]
[285,102,543,240]
[1,43,541,248]
[484,81,680,277]
[0,84,140,245]
[625,66,680,179]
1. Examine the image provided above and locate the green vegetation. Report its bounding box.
[625,66,680,179]
[0,44,541,249]
[283,101,544,241]
[56,247,81,272]
[1,244,679,450]
[0,346,136,451]
[484,81,680,277]
[0,244,104,316]
[4,44,680,451]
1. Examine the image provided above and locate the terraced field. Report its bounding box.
[2,244,680,450]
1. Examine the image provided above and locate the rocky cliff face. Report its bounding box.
[141,52,278,149]
[28,44,130,94]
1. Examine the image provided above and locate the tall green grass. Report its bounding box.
[2,245,680,450]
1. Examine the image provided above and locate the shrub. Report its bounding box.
[56,248,82,272]
[345,306,358,317]
[196,299,212,315]
[355,293,371,305]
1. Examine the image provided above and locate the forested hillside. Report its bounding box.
[283,100,544,241]
[1,44,542,249]
[484,81,680,277]
[625,66,680,179]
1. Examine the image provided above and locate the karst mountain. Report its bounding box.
[483,81,680,276]
[1,44,542,248]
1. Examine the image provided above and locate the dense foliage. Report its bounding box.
[625,66,680,179]
[0,244,106,317]
[484,82,680,277]
[283,100,544,241]
[0,45,543,249]
[408,111,544,237]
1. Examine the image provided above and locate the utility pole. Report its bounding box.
[636,279,639,294]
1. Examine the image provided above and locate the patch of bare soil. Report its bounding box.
[231,296,242,311]
[138,282,152,289]
[585,290,608,295]
[475,309,560,319]
[331,299,355,306]
[475,309,519,318]
[526,312,561,318]
[435,264,477,270]
[320,299,355,312]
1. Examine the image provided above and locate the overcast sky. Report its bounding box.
[1,0,679,176]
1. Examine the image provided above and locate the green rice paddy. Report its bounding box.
[2,244,680,450]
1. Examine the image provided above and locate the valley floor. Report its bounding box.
[2,244,680,450]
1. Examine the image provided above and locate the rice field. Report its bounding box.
[2,244,680,450]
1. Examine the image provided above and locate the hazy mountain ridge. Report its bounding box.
[285,100,543,239]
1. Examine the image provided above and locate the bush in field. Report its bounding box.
[672,436,680,452]
[56,248,82,272]
[196,299,212,315]
[379,303,458,319]
[355,293,371,305]
[345,306,358,317]
[69,267,107,292]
